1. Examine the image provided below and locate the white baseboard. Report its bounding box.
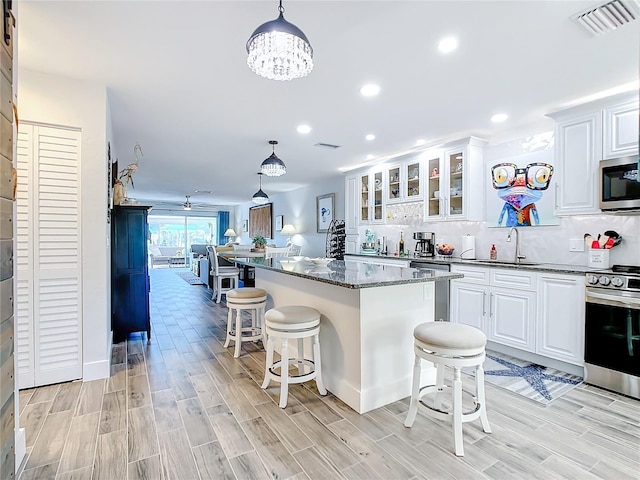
[15,427,26,477]
[83,359,110,381]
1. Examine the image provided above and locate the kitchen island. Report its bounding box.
[236,257,462,414]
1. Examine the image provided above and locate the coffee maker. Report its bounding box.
[413,232,435,257]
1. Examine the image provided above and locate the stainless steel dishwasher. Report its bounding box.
[410,261,450,322]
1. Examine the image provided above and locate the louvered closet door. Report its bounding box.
[16,124,82,389]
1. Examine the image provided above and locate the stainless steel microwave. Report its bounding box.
[599,156,640,211]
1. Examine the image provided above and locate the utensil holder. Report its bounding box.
[588,248,610,269]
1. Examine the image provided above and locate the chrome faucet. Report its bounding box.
[506,227,526,263]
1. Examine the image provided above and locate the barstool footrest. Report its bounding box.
[268,358,317,384]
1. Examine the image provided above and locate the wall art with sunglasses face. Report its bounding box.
[488,151,557,227]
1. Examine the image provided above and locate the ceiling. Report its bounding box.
[17,0,640,210]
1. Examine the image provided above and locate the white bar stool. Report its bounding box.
[261,306,327,408]
[404,322,491,456]
[224,288,267,358]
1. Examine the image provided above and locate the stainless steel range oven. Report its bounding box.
[585,265,640,399]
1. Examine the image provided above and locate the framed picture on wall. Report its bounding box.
[316,193,334,233]
[275,215,283,231]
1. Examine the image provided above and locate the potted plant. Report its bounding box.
[252,234,267,252]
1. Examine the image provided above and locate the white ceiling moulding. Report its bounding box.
[572,0,640,36]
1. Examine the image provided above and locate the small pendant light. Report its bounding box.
[261,140,286,177]
[252,173,270,204]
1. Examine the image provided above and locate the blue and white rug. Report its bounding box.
[470,351,583,405]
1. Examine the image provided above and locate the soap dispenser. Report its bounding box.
[490,244,497,260]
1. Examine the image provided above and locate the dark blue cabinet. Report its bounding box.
[111,206,151,342]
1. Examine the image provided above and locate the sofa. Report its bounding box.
[149,246,186,268]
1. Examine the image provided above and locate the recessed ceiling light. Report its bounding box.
[491,113,509,123]
[415,139,426,146]
[194,190,212,194]
[438,36,458,54]
[366,154,374,160]
[360,84,380,97]
[365,134,376,141]
[297,124,312,134]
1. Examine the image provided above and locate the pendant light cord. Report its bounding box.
[278,0,284,14]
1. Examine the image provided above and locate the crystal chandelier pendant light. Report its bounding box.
[246,0,313,81]
[261,140,286,177]
[252,173,270,205]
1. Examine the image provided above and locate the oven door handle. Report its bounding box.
[586,290,640,309]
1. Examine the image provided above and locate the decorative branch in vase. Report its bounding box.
[114,143,143,205]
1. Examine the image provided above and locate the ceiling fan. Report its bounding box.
[152,194,218,212]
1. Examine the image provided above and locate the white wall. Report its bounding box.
[18,69,111,380]
[234,176,345,258]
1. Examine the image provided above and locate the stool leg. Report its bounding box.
[297,338,305,376]
[434,363,445,410]
[259,306,267,346]
[216,278,222,303]
[233,309,242,358]
[313,333,327,395]
[453,367,464,456]
[261,334,274,389]
[279,339,289,408]
[476,364,492,434]
[404,353,421,428]
[224,307,233,348]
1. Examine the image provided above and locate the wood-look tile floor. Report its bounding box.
[18,268,640,480]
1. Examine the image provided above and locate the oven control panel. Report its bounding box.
[586,273,640,291]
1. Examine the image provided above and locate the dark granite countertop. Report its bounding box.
[232,257,463,289]
[345,253,600,275]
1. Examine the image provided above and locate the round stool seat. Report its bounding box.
[227,288,268,300]
[265,306,321,331]
[414,322,486,356]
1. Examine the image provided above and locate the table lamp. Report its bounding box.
[224,228,237,244]
[281,224,296,245]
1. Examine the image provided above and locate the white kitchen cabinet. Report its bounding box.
[358,169,384,224]
[548,91,638,216]
[451,265,536,353]
[424,137,485,222]
[536,273,585,365]
[551,111,602,215]
[603,98,639,159]
[488,287,536,351]
[385,153,423,204]
[345,173,358,235]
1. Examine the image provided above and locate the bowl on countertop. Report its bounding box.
[436,247,455,256]
[305,257,333,267]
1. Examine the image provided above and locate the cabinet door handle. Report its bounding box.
[489,293,493,317]
[554,184,559,209]
[482,292,486,316]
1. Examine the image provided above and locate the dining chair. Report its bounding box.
[207,245,239,303]
[265,246,290,258]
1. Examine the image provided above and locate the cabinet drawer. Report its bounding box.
[0,73,11,123]
[450,265,489,283]
[0,238,11,281]
[491,269,536,290]
[0,315,12,365]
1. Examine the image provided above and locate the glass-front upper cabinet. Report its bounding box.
[385,155,422,204]
[424,137,485,222]
[447,150,464,218]
[359,170,384,223]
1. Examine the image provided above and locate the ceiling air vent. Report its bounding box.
[314,142,341,150]
[573,0,639,36]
